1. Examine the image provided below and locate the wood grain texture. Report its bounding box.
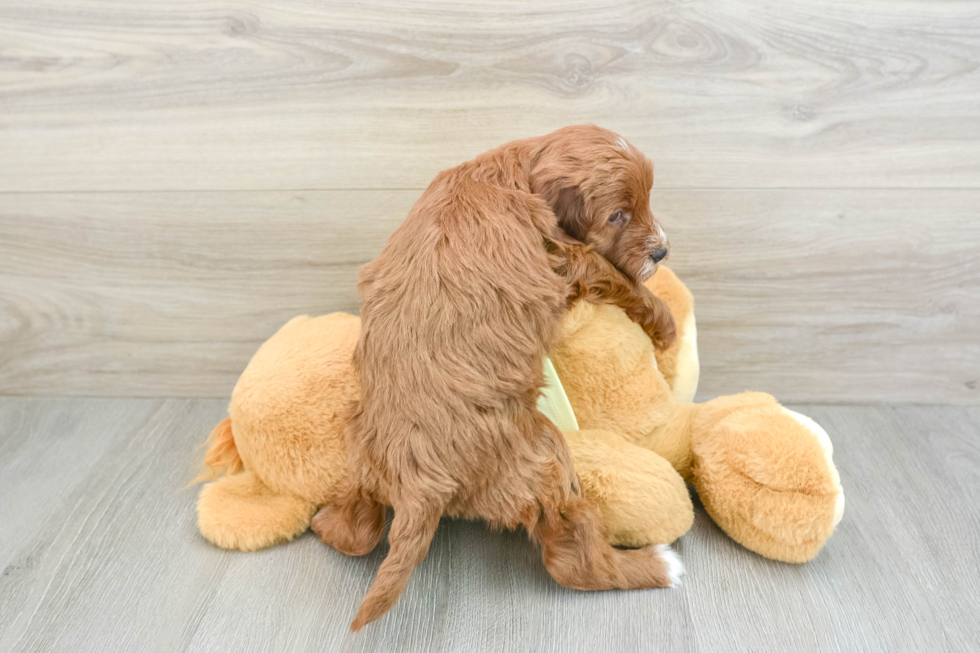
[2,190,977,402]
[663,190,980,405]
[1,0,979,191]
[0,191,410,396]
[1,398,978,652]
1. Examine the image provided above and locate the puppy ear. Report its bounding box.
[550,186,589,242]
[530,146,589,240]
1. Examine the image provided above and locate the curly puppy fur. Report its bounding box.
[319,125,682,630]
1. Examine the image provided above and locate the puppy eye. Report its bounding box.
[609,210,628,225]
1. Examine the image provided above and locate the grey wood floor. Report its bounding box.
[1,398,977,652]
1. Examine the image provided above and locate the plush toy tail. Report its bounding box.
[192,417,317,551]
[351,503,442,631]
[190,417,243,485]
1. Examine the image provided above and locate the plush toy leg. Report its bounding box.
[197,470,318,552]
[566,429,694,548]
[690,393,845,563]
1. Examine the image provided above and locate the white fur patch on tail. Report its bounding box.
[654,544,686,587]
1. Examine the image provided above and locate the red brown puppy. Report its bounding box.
[315,125,682,630]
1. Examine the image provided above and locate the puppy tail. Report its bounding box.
[351,503,441,631]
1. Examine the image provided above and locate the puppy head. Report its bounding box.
[531,125,669,283]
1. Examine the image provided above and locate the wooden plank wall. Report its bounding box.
[1,0,978,403]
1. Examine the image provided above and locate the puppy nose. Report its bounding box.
[650,248,668,263]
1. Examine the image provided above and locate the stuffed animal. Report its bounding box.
[195,267,844,564]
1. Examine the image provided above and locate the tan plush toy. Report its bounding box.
[195,267,844,564]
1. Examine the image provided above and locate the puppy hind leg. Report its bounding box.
[529,420,684,590]
[312,487,386,557]
[350,501,443,631]
[533,494,684,590]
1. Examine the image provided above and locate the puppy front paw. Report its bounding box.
[640,307,676,350]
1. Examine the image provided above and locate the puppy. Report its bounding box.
[315,125,682,630]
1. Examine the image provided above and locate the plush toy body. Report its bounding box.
[196,268,843,563]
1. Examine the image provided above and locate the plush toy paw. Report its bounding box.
[690,393,844,563]
[197,471,318,551]
[565,429,694,549]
